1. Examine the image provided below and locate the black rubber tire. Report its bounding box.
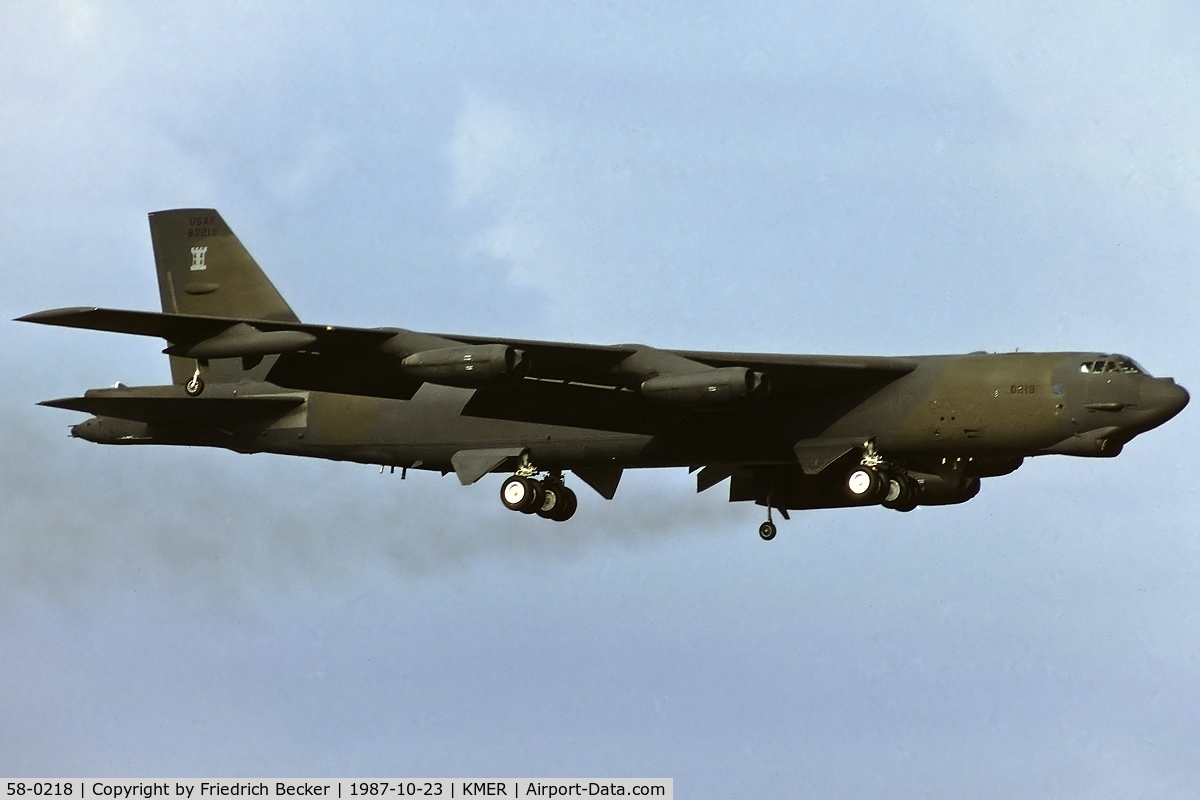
[845,467,885,503]
[519,479,545,514]
[882,473,916,511]
[501,476,541,512]
[185,375,205,397]
[542,485,577,522]
[759,521,777,541]
[536,483,560,518]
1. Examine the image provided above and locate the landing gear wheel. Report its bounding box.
[185,372,205,397]
[538,483,578,522]
[882,474,918,513]
[501,476,542,513]
[556,487,578,521]
[845,467,885,503]
[758,520,777,541]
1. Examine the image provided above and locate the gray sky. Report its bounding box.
[2,2,1199,796]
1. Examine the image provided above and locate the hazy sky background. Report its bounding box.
[2,2,1199,796]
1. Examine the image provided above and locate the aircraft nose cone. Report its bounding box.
[1139,378,1189,426]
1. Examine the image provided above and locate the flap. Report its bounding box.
[450,447,525,486]
[573,465,623,499]
[793,437,867,475]
[696,465,733,493]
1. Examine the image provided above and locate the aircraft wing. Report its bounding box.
[451,334,918,396]
[671,349,917,395]
[20,306,916,400]
[17,306,396,353]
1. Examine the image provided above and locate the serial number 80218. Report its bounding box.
[350,784,442,797]
[7,785,74,797]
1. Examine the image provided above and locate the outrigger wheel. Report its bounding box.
[758,520,777,541]
[185,368,205,397]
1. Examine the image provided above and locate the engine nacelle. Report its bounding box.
[399,344,528,387]
[640,367,767,405]
[910,472,981,506]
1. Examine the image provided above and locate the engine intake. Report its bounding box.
[640,367,767,405]
[399,344,527,387]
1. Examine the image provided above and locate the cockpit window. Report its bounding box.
[1113,356,1145,375]
[1079,355,1149,375]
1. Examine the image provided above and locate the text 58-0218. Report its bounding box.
[6,785,74,796]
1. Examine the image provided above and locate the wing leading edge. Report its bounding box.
[18,306,917,400]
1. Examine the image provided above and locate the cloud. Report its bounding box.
[0,383,744,617]
[924,1,1200,222]
[447,90,594,310]
[59,0,101,44]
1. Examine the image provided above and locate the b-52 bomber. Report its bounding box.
[20,209,1189,540]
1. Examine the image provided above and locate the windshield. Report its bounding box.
[1078,355,1150,376]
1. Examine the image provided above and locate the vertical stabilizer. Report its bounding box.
[149,208,299,322]
[149,208,299,385]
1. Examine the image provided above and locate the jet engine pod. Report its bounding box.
[640,366,767,405]
[909,472,981,506]
[174,323,319,360]
[399,344,528,387]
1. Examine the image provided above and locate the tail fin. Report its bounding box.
[149,208,299,386]
[149,208,299,322]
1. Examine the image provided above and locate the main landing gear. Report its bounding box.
[500,472,578,522]
[844,442,918,512]
[881,472,918,513]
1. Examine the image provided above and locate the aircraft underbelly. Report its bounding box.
[296,386,653,469]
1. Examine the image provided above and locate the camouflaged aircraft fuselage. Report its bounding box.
[21,209,1188,540]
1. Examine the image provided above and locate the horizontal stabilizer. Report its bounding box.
[40,394,304,426]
